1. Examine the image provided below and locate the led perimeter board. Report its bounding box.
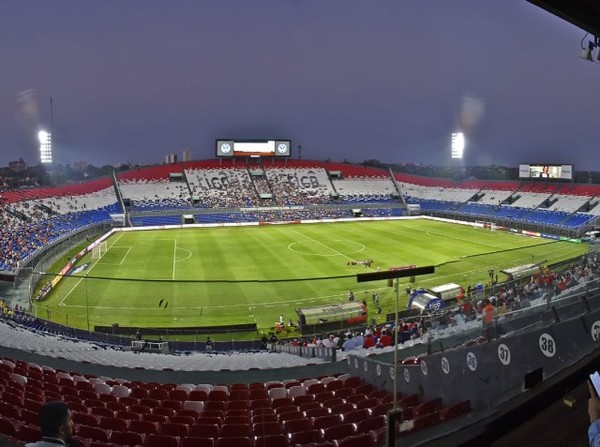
[216,139,291,157]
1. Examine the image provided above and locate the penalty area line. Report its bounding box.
[58,232,125,307]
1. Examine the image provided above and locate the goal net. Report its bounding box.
[91,241,108,260]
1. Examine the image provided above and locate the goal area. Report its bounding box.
[476,221,498,231]
[91,241,108,260]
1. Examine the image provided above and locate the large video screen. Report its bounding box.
[216,139,291,157]
[518,164,573,180]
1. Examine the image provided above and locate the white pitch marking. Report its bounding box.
[289,229,375,272]
[172,239,177,280]
[59,232,124,306]
[175,247,192,263]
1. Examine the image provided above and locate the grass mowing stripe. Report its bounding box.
[40,220,588,333]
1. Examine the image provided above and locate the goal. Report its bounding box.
[91,241,108,260]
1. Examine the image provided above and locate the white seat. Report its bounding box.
[183,400,204,413]
[111,384,131,398]
[94,383,112,395]
[268,387,288,400]
[287,385,307,398]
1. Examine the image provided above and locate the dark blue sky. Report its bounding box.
[1,1,598,169]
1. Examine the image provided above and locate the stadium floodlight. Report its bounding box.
[451,132,465,159]
[38,129,52,164]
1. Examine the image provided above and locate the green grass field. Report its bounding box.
[35,219,588,336]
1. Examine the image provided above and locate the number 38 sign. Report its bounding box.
[539,333,556,358]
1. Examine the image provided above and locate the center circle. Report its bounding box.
[288,240,366,257]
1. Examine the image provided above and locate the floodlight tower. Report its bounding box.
[451,132,465,159]
[38,130,52,164]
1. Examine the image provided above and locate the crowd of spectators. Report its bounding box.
[0,191,119,272]
[0,206,61,271]
[186,168,259,208]
[265,168,333,206]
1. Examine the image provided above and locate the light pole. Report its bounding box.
[357,265,435,447]
[85,273,90,332]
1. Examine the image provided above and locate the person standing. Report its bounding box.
[25,401,79,447]
[482,298,495,341]
[588,381,600,447]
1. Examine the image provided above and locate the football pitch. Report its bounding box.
[37,219,588,335]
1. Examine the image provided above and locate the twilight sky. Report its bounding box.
[1,1,598,170]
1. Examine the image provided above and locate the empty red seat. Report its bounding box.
[180,437,215,447]
[108,430,144,446]
[148,388,169,400]
[142,413,169,424]
[201,409,226,420]
[98,416,128,432]
[78,425,110,442]
[105,401,127,412]
[220,423,250,438]
[253,433,287,447]
[272,397,294,409]
[190,423,220,438]
[249,389,269,400]
[440,400,471,421]
[341,409,371,424]
[413,397,443,418]
[20,409,38,426]
[0,416,17,438]
[227,400,250,411]
[304,407,329,419]
[159,422,189,437]
[128,419,158,435]
[144,434,179,447]
[189,390,209,401]
[330,403,355,415]
[229,390,249,401]
[306,383,326,395]
[72,412,98,427]
[370,403,392,417]
[129,405,152,416]
[216,437,251,447]
[223,415,249,424]
[153,407,175,418]
[333,388,354,400]
[412,411,441,432]
[312,414,342,430]
[288,429,320,446]
[162,399,183,410]
[17,424,42,444]
[205,400,227,412]
[0,401,19,418]
[282,418,312,434]
[320,423,355,442]
[355,415,387,433]
[208,390,228,402]
[115,410,140,422]
[252,421,282,436]
[171,415,196,425]
[333,432,373,447]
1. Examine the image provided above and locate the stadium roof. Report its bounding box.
[528,0,600,36]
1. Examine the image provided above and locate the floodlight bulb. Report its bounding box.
[38,130,48,143]
[451,132,465,151]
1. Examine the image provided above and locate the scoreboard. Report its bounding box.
[216,139,291,157]
[518,164,573,180]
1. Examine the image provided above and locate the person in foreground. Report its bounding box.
[25,401,80,447]
[588,381,600,447]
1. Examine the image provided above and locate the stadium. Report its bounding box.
[0,151,599,447]
[4,2,600,447]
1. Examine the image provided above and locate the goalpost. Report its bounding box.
[91,241,108,260]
